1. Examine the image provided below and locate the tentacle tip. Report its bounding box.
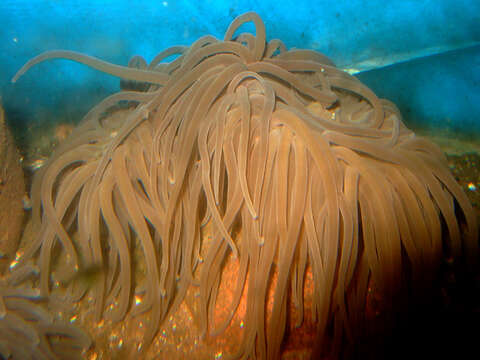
[11,70,23,84]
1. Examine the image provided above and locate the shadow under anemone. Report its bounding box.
[11,12,478,359]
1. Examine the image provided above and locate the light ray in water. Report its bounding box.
[342,41,480,74]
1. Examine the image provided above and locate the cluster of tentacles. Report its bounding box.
[11,12,477,359]
[0,264,91,359]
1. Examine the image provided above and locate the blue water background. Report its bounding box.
[0,0,479,135]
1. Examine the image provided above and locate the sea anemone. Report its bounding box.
[11,12,477,359]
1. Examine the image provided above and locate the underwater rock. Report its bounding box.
[0,104,24,272]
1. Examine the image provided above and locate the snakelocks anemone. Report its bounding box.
[11,12,478,359]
